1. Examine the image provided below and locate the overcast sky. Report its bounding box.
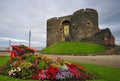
[0,0,120,47]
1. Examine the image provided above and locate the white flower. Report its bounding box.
[16,67,21,72]
[12,73,16,76]
[61,64,69,71]
[8,67,21,76]
[14,69,17,72]
[8,69,14,76]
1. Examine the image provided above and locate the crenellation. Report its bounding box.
[73,8,97,15]
[85,8,97,12]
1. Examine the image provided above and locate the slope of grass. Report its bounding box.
[42,42,105,54]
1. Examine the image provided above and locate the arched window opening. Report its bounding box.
[62,21,70,36]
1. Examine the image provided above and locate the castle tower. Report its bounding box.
[47,8,115,46]
[71,8,99,41]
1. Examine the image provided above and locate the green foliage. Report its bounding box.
[38,60,48,69]
[19,61,32,69]
[20,67,32,79]
[0,61,12,75]
[0,56,39,80]
[0,59,19,75]
[42,42,105,54]
[26,55,36,63]
[11,57,19,63]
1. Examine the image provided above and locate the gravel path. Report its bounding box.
[0,52,120,68]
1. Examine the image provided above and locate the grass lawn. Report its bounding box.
[0,56,9,66]
[0,57,120,81]
[82,64,120,81]
[42,42,105,54]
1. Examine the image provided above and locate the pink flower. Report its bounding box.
[32,70,47,80]
[38,70,47,80]
[68,67,81,78]
[57,57,61,62]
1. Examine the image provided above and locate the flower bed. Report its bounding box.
[0,54,96,81]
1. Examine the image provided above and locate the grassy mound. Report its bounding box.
[42,42,105,54]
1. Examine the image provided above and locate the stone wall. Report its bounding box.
[81,28,115,45]
[47,15,71,46]
[47,8,115,46]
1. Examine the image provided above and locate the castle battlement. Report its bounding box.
[73,8,97,15]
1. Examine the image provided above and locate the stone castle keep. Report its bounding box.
[47,8,115,46]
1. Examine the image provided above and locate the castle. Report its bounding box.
[47,8,115,46]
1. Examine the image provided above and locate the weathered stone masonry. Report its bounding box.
[47,8,115,46]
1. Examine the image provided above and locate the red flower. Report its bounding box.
[13,61,19,67]
[46,66,59,80]
[66,63,71,67]
[66,63,76,68]
[32,75,36,79]
[32,75,39,80]
[73,64,85,70]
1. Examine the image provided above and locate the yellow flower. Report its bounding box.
[19,61,32,68]
[51,63,61,68]
[64,61,71,65]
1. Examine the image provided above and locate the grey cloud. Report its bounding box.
[0,0,120,47]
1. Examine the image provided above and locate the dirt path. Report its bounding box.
[0,52,120,68]
[44,54,120,68]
